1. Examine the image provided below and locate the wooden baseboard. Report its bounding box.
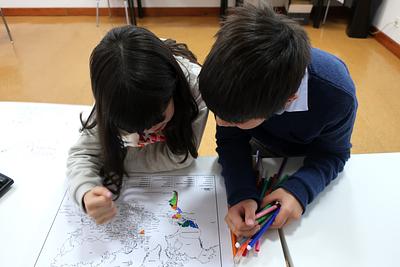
[1,5,351,17]
[143,7,219,16]
[371,26,400,59]
[2,7,220,17]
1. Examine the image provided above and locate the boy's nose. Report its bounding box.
[216,117,234,127]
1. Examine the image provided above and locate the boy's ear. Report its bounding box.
[286,94,298,103]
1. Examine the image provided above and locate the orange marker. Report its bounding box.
[234,239,251,264]
[231,232,238,257]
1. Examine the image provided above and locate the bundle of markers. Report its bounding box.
[233,202,281,263]
[231,157,289,263]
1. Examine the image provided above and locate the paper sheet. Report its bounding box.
[34,175,234,267]
[0,102,88,163]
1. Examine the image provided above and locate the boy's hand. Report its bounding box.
[225,199,260,238]
[83,186,117,225]
[262,188,303,228]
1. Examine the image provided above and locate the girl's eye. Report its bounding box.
[155,115,166,125]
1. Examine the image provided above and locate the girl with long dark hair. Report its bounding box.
[67,26,208,224]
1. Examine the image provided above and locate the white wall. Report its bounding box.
[0,0,236,8]
[373,0,400,44]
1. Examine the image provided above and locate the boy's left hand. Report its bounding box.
[261,188,303,228]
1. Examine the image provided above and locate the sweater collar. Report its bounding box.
[275,69,309,115]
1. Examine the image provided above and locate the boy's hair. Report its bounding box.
[199,4,311,123]
[82,26,199,197]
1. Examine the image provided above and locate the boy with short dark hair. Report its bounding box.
[199,5,357,237]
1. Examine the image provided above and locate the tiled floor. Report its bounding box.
[1,15,399,155]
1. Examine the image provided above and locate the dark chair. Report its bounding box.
[133,0,239,19]
[220,0,242,16]
[95,0,130,27]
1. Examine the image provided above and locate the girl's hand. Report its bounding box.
[261,188,303,228]
[225,199,260,238]
[83,186,117,224]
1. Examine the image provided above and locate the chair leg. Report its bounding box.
[128,0,137,25]
[220,0,227,17]
[137,0,143,18]
[323,0,331,24]
[123,0,130,25]
[107,0,112,17]
[0,8,13,43]
[96,0,100,27]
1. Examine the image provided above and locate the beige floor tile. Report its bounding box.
[1,16,399,155]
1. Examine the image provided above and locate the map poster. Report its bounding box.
[34,175,233,267]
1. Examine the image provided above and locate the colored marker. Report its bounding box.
[260,178,270,198]
[257,212,273,225]
[242,247,248,257]
[277,158,288,179]
[235,237,248,248]
[247,208,280,251]
[234,239,251,264]
[266,174,278,194]
[231,231,237,256]
[255,240,261,252]
[255,204,278,219]
[274,174,290,190]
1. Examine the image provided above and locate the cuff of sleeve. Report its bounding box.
[75,183,98,212]
[280,178,309,213]
[228,188,260,207]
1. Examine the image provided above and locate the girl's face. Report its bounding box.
[147,99,174,132]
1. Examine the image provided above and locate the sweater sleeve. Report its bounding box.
[216,126,260,206]
[66,128,104,210]
[280,98,357,211]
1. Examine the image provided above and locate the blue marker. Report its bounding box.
[247,208,280,251]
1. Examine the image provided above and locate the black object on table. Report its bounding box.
[0,172,14,198]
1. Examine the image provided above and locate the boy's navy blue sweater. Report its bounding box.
[216,48,357,210]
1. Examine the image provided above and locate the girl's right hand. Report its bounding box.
[83,186,117,224]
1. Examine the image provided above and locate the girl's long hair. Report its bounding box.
[81,26,199,197]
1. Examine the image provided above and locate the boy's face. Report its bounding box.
[215,94,299,130]
[216,116,265,130]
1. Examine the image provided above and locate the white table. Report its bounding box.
[0,102,90,267]
[281,153,400,267]
[0,102,286,267]
[146,157,287,267]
